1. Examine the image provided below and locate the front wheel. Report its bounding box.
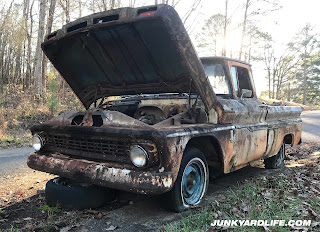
[264,142,285,169]
[162,147,209,212]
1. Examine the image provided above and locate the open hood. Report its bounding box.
[42,4,216,110]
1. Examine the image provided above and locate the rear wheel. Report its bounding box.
[264,142,285,169]
[162,148,209,212]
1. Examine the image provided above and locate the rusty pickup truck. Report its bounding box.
[27,4,302,212]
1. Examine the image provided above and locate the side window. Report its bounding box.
[230,66,253,97]
[230,66,238,95]
[203,63,230,95]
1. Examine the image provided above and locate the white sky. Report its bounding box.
[174,0,320,96]
[3,0,319,95]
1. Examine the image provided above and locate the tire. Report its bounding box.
[45,177,115,210]
[264,142,285,169]
[162,147,209,212]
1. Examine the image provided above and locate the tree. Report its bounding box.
[299,24,317,104]
[59,0,70,23]
[34,0,46,95]
[196,14,225,56]
[262,38,301,100]
[42,0,57,93]
[222,0,228,56]
[307,50,320,104]
[25,0,34,89]
[262,34,274,98]
[239,0,249,60]
[239,0,280,60]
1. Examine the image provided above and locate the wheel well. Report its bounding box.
[185,136,224,174]
[284,134,293,146]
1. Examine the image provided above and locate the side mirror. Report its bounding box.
[240,89,252,99]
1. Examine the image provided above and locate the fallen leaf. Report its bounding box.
[95,213,103,219]
[242,205,251,213]
[60,225,73,232]
[263,225,270,232]
[14,219,24,224]
[105,225,117,231]
[15,190,24,196]
[261,190,272,199]
[87,209,99,215]
[308,208,318,219]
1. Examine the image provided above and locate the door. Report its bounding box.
[227,63,268,169]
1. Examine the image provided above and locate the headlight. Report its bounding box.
[32,135,43,151]
[129,145,148,168]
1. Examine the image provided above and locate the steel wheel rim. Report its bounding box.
[181,158,207,206]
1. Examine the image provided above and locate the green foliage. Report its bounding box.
[259,90,269,99]
[0,209,6,217]
[6,227,20,232]
[0,136,22,148]
[0,86,8,107]
[196,14,225,55]
[46,75,60,115]
[33,204,60,216]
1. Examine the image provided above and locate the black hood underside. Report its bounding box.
[42,5,216,110]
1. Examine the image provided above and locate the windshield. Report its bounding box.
[202,63,230,95]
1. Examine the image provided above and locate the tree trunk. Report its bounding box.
[34,0,46,96]
[79,0,82,17]
[303,44,308,105]
[239,0,249,60]
[248,34,252,62]
[110,0,115,9]
[41,0,56,94]
[287,82,291,101]
[222,0,228,56]
[26,0,34,89]
[268,69,271,98]
[66,0,70,23]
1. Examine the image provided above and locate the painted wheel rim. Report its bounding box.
[181,158,207,206]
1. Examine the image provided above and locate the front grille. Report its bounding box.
[41,133,131,163]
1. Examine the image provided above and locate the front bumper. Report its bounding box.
[27,152,173,195]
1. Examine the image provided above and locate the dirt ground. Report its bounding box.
[0,142,319,232]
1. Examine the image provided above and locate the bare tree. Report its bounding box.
[129,0,136,7]
[263,42,274,98]
[34,0,46,95]
[181,0,202,25]
[78,0,82,17]
[239,0,280,60]
[42,0,57,93]
[222,0,228,56]
[239,0,250,60]
[59,0,70,23]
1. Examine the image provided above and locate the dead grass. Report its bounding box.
[0,87,83,149]
[0,170,55,208]
[164,143,320,232]
[0,143,319,231]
